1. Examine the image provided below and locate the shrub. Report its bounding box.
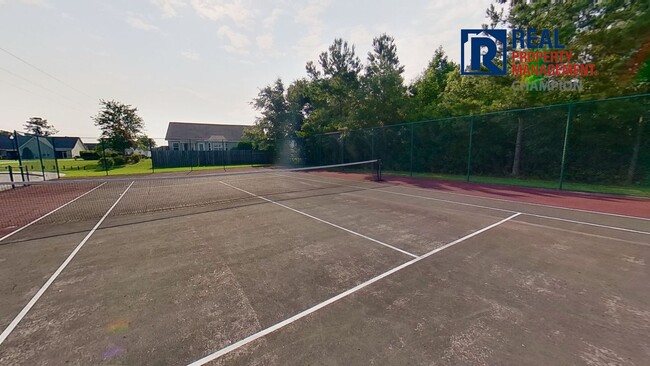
[98,157,114,169]
[129,154,142,163]
[235,141,253,150]
[79,150,100,160]
[113,155,126,165]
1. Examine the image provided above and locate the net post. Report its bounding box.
[25,165,30,183]
[559,104,573,190]
[375,159,383,181]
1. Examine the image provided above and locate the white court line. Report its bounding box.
[290,171,650,221]
[187,212,521,366]
[279,174,650,236]
[0,182,107,243]
[0,181,134,346]
[387,183,650,221]
[219,181,418,258]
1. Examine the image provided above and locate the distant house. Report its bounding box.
[0,135,17,159]
[164,122,248,151]
[0,134,86,160]
[84,142,98,151]
[124,147,152,158]
[52,137,86,158]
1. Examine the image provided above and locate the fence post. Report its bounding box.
[559,104,573,190]
[318,134,322,166]
[25,165,30,183]
[466,118,474,182]
[222,140,226,170]
[340,134,345,164]
[35,134,46,180]
[50,136,60,179]
[101,138,108,176]
[8,165,15,189]
[410,124,414,177]
[12,130,24,182]
[149,140,155,174]
[371,128,375,161]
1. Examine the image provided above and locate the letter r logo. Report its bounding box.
[460,29,507,75]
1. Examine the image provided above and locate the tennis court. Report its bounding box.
[0,161,649,365]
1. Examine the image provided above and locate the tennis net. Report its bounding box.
[0,160,382,237]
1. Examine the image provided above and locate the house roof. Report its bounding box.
[0,135,85,151]
[165,122,248,141]
[0,135,14,150]
[51,136,84,149]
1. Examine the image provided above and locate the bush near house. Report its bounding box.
[79,150,100,160]
[113,155,126,166]
[128,154,143,163]
[235,141,254,150]
[98,157,114,169]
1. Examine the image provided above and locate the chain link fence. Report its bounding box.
[302,94,650,192]
[1,133,272,182]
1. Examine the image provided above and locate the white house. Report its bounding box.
[164,122,248,151]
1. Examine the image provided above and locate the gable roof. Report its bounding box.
[0,135,14,150]
[51,136,84,149]
[0,135,85,150]
[165,122,248,141]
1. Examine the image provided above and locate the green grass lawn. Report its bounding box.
[384,170,650,198]
[1,159,269,178]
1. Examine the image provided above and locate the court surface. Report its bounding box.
[1,169,649,365]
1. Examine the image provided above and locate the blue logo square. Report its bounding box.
[461,29,507,75]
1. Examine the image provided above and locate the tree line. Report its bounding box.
[246,0,650,184]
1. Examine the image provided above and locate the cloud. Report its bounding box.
[0,0,50,7]
[217,25,251,54]
[181,50,201,60]
[190,0,250,24]
[20,0,49,7]
[256,34,273,50]
[293,0,331,58]
[294,0,330,25]
[262,8,282,29]
[126,14,160,32]
[151,0,186,18]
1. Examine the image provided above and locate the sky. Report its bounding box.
[0,0,494,144]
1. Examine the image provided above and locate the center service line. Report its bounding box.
[187,212,521,365]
